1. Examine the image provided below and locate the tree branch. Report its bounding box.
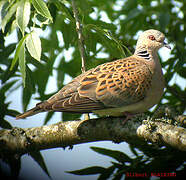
[71,0,87,73]
[0,115,186,160]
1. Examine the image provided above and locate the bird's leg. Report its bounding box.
[122,112,135,124]
[84,113,90,120]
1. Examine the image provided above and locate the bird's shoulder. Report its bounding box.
[80,55,152,84]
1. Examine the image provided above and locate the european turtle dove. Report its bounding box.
[16,29,171,120]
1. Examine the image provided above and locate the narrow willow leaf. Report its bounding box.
[105,31,127,57]
[0,1,6,7]
[159,12,170,30]
[16,0,31,35]
[30,151,51,178]
[0,119,12,129]
[22,66,36,111]
[9,156,21,177]
[67,166,106,175]
[85,24,132,57]
[90,147,131,163]
[19,40,26,86]
[44,112,54,125]
[10,35,28,70]
[32,0,53,22]
[1,2,18,32]
[10,19,18,34]
[98,165,115,180]
[0,0,6,17]
[26,31,41,61]
[55,1,74,21]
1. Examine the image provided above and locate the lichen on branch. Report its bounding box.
[0,115,186,159]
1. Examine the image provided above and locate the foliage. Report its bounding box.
[68,146,185,179]
[0,0,185,179]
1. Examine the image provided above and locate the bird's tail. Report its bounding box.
[16,106,43,119]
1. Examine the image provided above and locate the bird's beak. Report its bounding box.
[163,41,171,49]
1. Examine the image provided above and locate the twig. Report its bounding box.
[71,0,89,119]
[71,0,86,73]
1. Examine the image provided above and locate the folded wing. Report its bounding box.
[38,56,152,113]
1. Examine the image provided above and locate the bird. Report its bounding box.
[16,29,171,121]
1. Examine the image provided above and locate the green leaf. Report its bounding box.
[30,151,51,178]
[26,31,41,61]
[0,43,16,61]
[122,8,142,24]
[0,119,12,129]
[0,80,18,96]
[76,0,93,14]
[22,66,35,111]
[55,1,74,21]
[112,169,124,180]
[10,35,28,70]
[9,156,21,177]
[106,31,131,57]
[98,165,115,180]
[0,0,7,18]
[177,67,186,78]
[7,109,20,118]
[60,20,76,49]
[18,39,26,86]
[32,0,53,22]
[67,166,106,175]
[16,0,31,35]
[129,144,139,157]
[159,12,170,30]
[57,58,65,88]
[83,28,97,53]
[90,147,131,163]
[10,19,18,35]
[44,112,54,125]
[85,24,123,58]
[1,2,18,32]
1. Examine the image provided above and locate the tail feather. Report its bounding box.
[16,107,43,119]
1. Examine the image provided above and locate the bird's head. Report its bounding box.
[135,29,171,52]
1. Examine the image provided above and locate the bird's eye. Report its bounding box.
[148,35,156,41]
